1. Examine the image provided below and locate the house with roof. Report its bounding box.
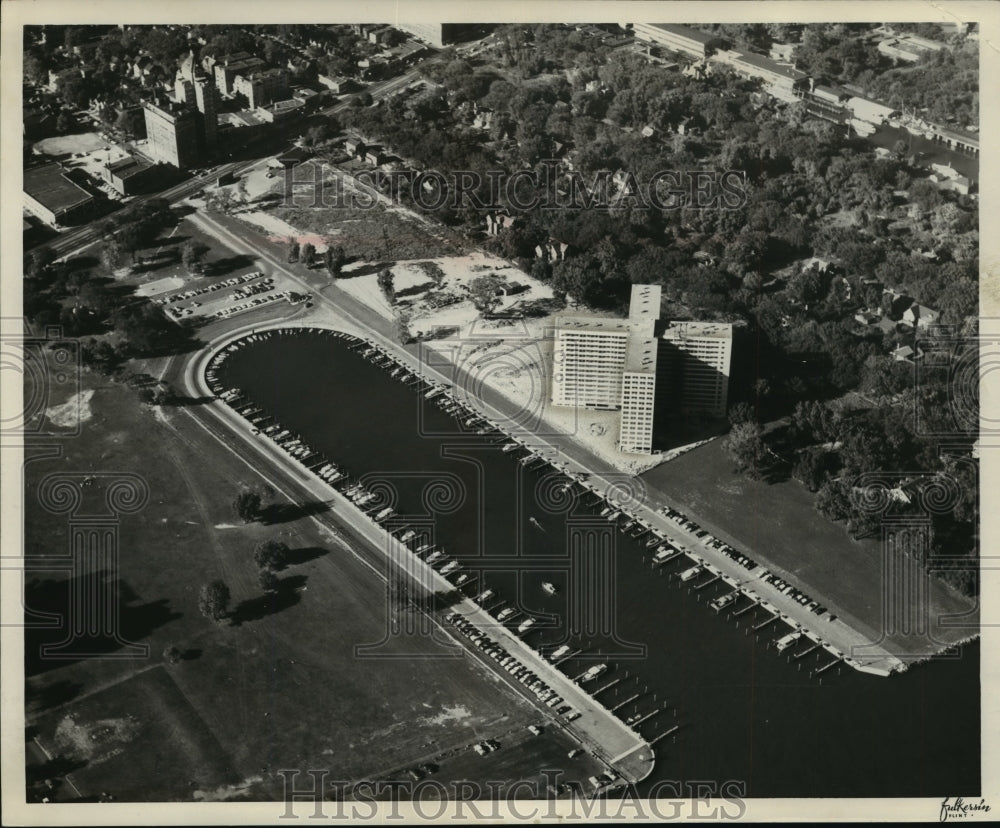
[902,302,939,330]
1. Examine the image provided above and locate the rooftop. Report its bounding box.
[555,315,632,333]
[625,336,660,374]
[662,320,733,340]
[641,23,716,45]
[106,155,155,179]
[24,163,92,212]
[628,283,662,322]
[728,50,808,81]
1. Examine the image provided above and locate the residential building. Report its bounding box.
[902,302,940,330]
[142,97,200,168]
[717,50,809,93]
[233,67,289,109]
[23,162,95,225]
[631,23,716,58]
[396,22,478,48]
[256,97,306,122]
[619,326,660,454]
[659,321,733,418]
[551,284,732,454]
[213,52,268,96]
[552,316,632,409]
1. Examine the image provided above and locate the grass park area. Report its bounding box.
[23,371,597,801]
[641,438,977,654]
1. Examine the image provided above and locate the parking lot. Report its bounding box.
[153,269,309,323]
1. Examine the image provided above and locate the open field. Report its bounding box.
[34,131,108,157]
[23,370,595,801]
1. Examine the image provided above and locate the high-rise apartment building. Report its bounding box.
[144,60,220,169]
[141,97,200,168]
[659,321,733,418]
[551,284,732,455]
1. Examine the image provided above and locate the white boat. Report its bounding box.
[776,631,803,653]
[497,607,516,621]
[440,561,459,575]
[679,566,702,582]
[580,663,607,682]
[517,618,535,633]
[542,582,558,595]
[549,644,570,662]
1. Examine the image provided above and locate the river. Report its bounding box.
[216,328,980,797]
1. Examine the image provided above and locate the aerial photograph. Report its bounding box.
[8,8,987,823]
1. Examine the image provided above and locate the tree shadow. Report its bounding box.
[204,253,259,277]
[283,546,329,567]
[230,575,307,625]
[259,500,331,525]
[26,754,89,786]
[65,255,100,273]
[26,679,84,715]
[341,261,395,278]
[24,573,182,676]
[395,280,436,299]
[428,588,465,612]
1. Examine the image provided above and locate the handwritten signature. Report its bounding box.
[941,797,992,822]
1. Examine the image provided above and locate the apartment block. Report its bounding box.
[551,284,732,455]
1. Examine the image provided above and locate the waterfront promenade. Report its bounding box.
[184,325,655,785]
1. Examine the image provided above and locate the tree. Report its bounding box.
[326,245,347,277]
[468,274,504,316]
[100,239,124,273]
[394,313,412,345]
[377,268,395,303]
[115,223,145,263]
[56,110,74,135]
[288,239,300,263]
[198,580,231,623]
[793,446,838,492]
[723,421,768,478]
[25,247,55,280]
[233,490,261,523]
[728,401,756,426]
[258,569,280,592]
[300,242,315,266]
[181,240,207,275]
[254,539,289,571]
[162,645,182,664]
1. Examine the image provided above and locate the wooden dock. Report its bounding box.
[650,725,679,745]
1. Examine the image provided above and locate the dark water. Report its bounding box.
[217,329,980,797]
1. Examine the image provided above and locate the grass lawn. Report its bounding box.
[641,438,976,653]
[34,132,107,157]
[23,369,568,801]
